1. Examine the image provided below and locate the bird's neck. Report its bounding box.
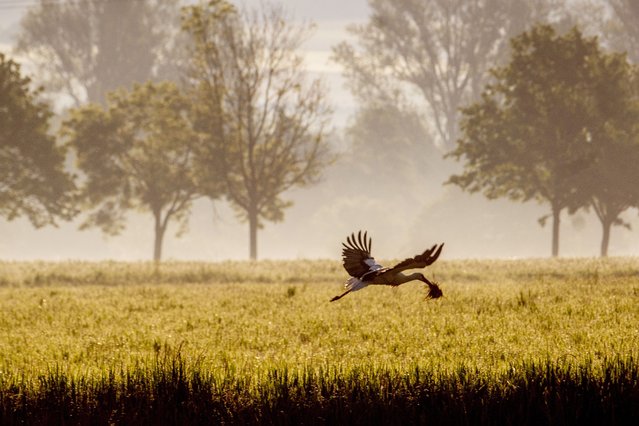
[395,272,423,284]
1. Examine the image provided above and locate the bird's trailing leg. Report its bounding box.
[330,288,352,302]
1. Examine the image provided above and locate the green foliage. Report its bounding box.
[63,82,203,260]
[0,53,76,227]
[449,26,599,206]
[575,52,639,255]
[448,25,639,257]
[0,258,638,422]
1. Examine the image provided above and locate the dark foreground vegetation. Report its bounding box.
[1,355,638,425]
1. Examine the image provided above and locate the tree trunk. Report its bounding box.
[248,208,258,261]
[153,211,165,263]
[551,206,561,258]
[600,219,611,258]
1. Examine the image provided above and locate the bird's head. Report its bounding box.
[418,273,443,300]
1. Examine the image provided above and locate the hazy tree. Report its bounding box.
[15,0,182,106]
[584,131,639,257]
[0,53,75,228]
[605,0,639,63]
[333,0,560,150]
[63,82,203,262]
[345,101,439,192]
[183,1,333,260]
[447,26,605,257]
[576,53,639,256]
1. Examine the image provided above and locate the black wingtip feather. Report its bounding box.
[341,231,378,278]
[345,230,370,253]
[431,243,444,263]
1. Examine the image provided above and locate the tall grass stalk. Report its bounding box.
[1,353,638,424]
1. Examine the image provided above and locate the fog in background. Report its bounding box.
[1,0,638,261]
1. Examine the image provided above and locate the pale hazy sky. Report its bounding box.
[0,0,371,40]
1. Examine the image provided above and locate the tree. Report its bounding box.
[576,53,639,256]
[63,82,203,261]
[447,26,605,257]
[0,53,75,228]
[344,101,441,195]
[183,1,333,260]
[15,0,182,106]
[333,0,560,150]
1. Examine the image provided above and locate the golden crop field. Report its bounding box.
[1,258,638,423]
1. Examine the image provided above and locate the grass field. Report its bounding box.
[1,258,638,423]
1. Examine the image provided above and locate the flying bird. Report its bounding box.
[331,231,444,302]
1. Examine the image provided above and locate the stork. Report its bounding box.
[331,231,444,302]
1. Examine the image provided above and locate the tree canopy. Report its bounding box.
[448,26,623,257]
[182,0,333,260]
[333,0,559,150]
[0,53,76,228]
[63,82,203,261]
[16,0,182,106]
[574,51,639,256]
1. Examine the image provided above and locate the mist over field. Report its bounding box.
[2,156,638,261]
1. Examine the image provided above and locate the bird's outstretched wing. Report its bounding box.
[385,243,444,274]
[341,231,383,278]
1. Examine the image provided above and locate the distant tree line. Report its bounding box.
[335,0,639,257]
[4,0,332,261]
[447,26,639,257]
[2,0,639,259]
